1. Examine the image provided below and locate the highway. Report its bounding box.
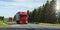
[0,22,60,30]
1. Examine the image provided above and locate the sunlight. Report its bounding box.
[56,3,60,10]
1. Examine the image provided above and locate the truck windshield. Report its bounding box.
[20,15,27,18]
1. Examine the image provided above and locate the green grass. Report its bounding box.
[40,23,60,27]
[0,21,8,27]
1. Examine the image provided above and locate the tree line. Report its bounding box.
[28,0,58,24]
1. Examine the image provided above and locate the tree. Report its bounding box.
[40,0,50,23]
[27,10,30,22]
[48,0,57,23]
[37,6,43,22]
[27,0,57,23]
[13,15,16,21]
[29,11,32,22]
[29,8,37,22]
[27,10,29,15]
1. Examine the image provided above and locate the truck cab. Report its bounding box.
[16,12,28,24]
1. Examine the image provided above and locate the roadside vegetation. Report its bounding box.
[28,0,59,24]
[0,21,8,27]
[0,16,8,27]
[40,23,60,27]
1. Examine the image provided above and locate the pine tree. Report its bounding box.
[13,15,16,21]
[29,9,37,22]
[37,6,43,22]
[48,0,57,23]
[41,0,50,23]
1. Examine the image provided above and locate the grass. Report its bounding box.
[40,23,60,27]
[0,21,8,27]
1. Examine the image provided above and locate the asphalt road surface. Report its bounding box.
[0,22,60,30]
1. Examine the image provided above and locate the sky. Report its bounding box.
[0,0,60,18]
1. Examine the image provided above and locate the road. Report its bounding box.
[0,22,60,30]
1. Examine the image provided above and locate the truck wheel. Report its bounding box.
[16,20,20,24]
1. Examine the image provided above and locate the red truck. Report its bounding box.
[8,17,13,22]
[16,12,28,24]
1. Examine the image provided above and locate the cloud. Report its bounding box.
[0,0,47,17]
[0,0,44,9]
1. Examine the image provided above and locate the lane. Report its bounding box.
[0,24,60,30]
[4,22,60,28]
[6,22,60,28]
[5,24,34,28]
[1,22,60,30]
[10,24,32,28]
[1,23,60,28]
